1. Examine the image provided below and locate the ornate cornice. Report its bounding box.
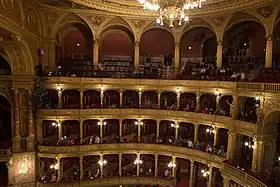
[37,143,224,168]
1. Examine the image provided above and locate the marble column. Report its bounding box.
[119,154,122,176]
[138,90,142,108]
[216,40,223,68]
[93,39,99,69]
[172,156,176,177]
[252,138,265,172]
[134,41,140,71]
[27,89,35,151]
[215,95,221,114]
[155,154,158,177]
[57,157,62,181]
[174,43,180,70]
[100,90,104,107]
[80,91,83,109]
[156,120,160,141]
[194,124,199,144]
[195,92,201,112]
[99,120,103,140]
[137,120,141,142]
[265,35,273,68]
[175,121,179,140]
[58,121,62,140]
[80,156,83,180]
[189,160,195,187]
[100,154,104,177]
[207,166,213,187]
[176,92,180,109]
[213,128,219,147]
[157,91,161,108]
[223,175,230,187]
[119,119,122,138]
[58,90,62,108]
[13,88,21,152]
[120,89,123,107]
[80,120,83,144]
[227,131,237,162]
[136,153,140,176]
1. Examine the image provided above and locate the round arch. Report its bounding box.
[223,20,266,62]
[180,26,216,60]
[140,28,175,66]
[0,54,11,75]
[51,13,95,39]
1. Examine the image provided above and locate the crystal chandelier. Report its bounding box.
[138,0,206,27]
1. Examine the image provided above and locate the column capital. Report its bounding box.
[265,34,273,41]
[134,41,140,46]
[175,42,180,48]
[94,39,99,44]
[217,40,223,45]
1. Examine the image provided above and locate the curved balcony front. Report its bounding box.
[37,108,257,136]
[38,143,224,168]
[36,176,175,187]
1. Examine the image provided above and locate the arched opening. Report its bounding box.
[56,23,93,76]
[0,55,11,75]
[140,29,175,68]
[223,21,266,71]
[273,19,280,68]
[0,95,11,149]
[99,26,134,76]
[180,27,216,67]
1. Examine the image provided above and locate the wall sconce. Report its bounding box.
[135,121,144,126]
[168,161,176,168]
[171,123,179,128]
[206,128,215,134]
[244,141,255,149]
[98,121,107,126]
[19,159,29,175]
[50,163,59,170]
[51,121,60,127]
[98,159,107,166]
[134,159,143,165]
[201,169,210,177]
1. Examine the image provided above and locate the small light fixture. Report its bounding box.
[168,161,176,168]
[255,96,260,101]
[135,121,144,126]
[57,85,62,92]
[139,87,142,92]
[51,121,60,127]
[98,159,107,166]
[244,43,247,46]
[134,159,143,165]
[201,169,210,177]
[188,46,192,50]
[50,163,59,170]
[98,121,107,126]
[76,43,80,47]
[206,128,215,134]
[171,123,179,128]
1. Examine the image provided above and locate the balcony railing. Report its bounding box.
[36,176,175,187]
[223,162,269,187]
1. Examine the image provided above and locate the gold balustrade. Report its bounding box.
[37,108,257,136]
[223,162,268,187]
[37,143,224,168]
[36,176,175,187]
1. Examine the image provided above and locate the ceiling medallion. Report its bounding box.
[137,0,206,27]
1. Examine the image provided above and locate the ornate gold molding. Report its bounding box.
[36,176,175,187]
[36,108,257,136]
[37,143,224,168]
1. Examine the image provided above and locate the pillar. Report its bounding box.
[231,95,239,119]
[172,156,176,177]
[99,119,103,140]
[156,120,160,141]
[207,166,213,187]
[134,41,140,71]
[120,89,123,107]
[216,40,223,68]
[174,43,180,71]
[252,138,265,172]
[137,119,141,143]
[175,121,179,140]
[58,89,62,108]
[195,92,201,112]
[155,154,158,177]
[37,119,43,144]
[119,154,122,176]
[227,131,237,162]
[119,119,122,138]
[157,91,161,108]
[176,92,180,109]
[27,89,35,151]
[222,176,230,187]
[80,156,83,180]
[100,90,104,107]
[215,95,221,114]
[194,124,199,144]
[265,35,273,68]
[80,120,83,144]
[93,39,99,69]
[139,90,142,108]
[189,160,195,187]
[80,90,83,108]
[213,128,219,147]
[57,157,62,181]
[100,154,104,177]
[136,153,140,176]
[13,88,21,152]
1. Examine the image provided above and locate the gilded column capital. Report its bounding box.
[265,34,273,41]
[175,42,180,48]
[134,41,140,46]
[94,39,100,44]
[217,40,223,46]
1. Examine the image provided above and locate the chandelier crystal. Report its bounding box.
[138,0,206,27]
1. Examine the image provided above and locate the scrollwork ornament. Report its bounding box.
[1,0,14,12]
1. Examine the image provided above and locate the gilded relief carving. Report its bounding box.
[91,15,107,26]
[1,0,14,12]
[258,6,274,18]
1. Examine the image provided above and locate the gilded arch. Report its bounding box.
[51,13,95,39]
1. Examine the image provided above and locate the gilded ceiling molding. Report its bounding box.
[69,0,276,17]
